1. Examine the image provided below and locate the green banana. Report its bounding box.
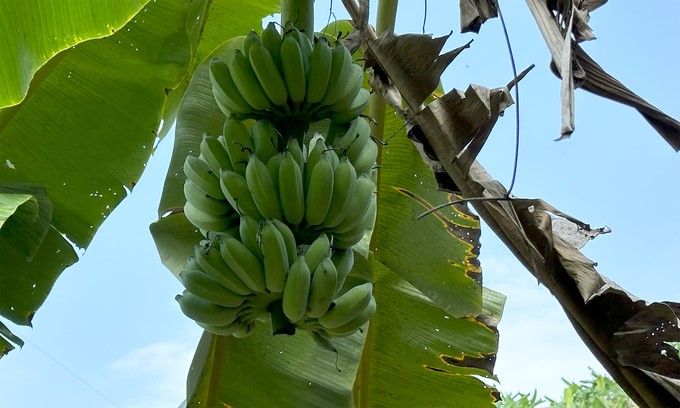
[305,152,334,226]
[184,201,234,233]
[179,269,247,308]
[318,282,373,329]
[305,38,332,104]
[286,137,305,172]
[262,22,284,74]
[344,116,371,161]
[193,242,253,296]
[223,117,253,175]
[183,155,225,200]
[278,151,305,225]
[326,63,364,114]
[219,233,266,293]
[333,176,375,234]
[306,256,338,318]
[260,219,289,293]
[333,195,376,249]
[327,147,340,169]
[251,119,280,162]
[329,87,370,123]
[350,137,378,176]
[321,157,356,227]
[330,116,367,160]
[303,233,331,272]
[282,255,311,322]
[280,32,306,104]
[249,41,289,107]
[232,319,257,338]
[287,23,312,73]
[324,295,376,337]
[266,152,284,195]
[304,134,326,192]
[219,169,262,220]
[238,303,268,322]
[200,134,234,175]
[209,58,253,116]
[184,180,231,216]
[229,49,272,111]
[176,291,242,326]
[238,215,262,261]
[243,30,262,59]
[197,320,241,336]
[185,255,201,273]
[245,154,283,220]
[202,225,238,242]
[331,248,354,294]
[271,218,298,264]
[320,43,352,107]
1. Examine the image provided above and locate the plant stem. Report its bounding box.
[358,2,399,407]
[375,0,398,34]
[281,0,314,40]
[369,0,398,161]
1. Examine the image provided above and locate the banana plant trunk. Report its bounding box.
[281,0,314,40]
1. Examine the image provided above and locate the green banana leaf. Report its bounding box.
[0,0,278,351]
[0,0,202,345]
[374,112,484,318]
[151,31,504,403]
[0,185,51,262]
[360,261,502,407]
[0,0,149,108]
[0,184,77,355]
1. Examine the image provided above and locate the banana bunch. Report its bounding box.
[184,115,378,248]
[281,233,376,337]
[209,22,369,123]
[177,224,376,340]
[180,19,382,346]
[177,221,293,338]
[217,129,377,248]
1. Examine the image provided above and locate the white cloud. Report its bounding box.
[482,256,605,401]
[107,339,197,408]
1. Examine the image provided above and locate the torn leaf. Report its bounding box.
[366,31,471,110]
[460,0,499,34]
[526,0,680,150]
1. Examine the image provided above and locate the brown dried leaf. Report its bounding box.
[365,32,471,111]
[526,0,680,150]
[459,0,499,34]
[414,84,513,172]
[364,28,679,407]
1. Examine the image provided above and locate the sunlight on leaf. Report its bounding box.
[0,0,148,107]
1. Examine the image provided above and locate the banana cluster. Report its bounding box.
[178,21,379,347]
[209,22,369,123]
[185,115,378,248]
[177,221,375,340]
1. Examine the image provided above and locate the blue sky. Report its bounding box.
[1,1,678,406]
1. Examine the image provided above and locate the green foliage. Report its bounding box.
[496,369,636,408]
[0,0,148,108]
[496,391,547,408]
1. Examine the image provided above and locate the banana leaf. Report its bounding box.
[0,0,278,351]
[0,0,148,108]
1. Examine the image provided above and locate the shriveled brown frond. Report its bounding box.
[526,0,680,150]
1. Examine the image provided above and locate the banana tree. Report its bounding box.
[1,0,678,407]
